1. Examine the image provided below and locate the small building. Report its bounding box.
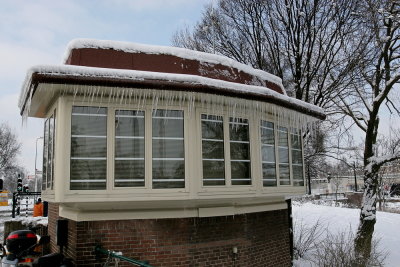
[19,39,325,266]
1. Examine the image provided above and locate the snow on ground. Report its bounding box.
[293,202,400,267]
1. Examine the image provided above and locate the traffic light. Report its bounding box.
[23,185,29,193]
[0,179,3,191]
[17,174,23,192]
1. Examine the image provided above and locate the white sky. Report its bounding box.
[0,0,206,176]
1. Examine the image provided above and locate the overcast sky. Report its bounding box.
[0,0,206,176]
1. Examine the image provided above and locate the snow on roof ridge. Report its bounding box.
[62,38,283,88]
[19,64,324,118]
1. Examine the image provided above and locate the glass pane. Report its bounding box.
[202,141,224,159]
[115,160,145,187]
[278,147,289,163]
[261,145,275,162]
[47,115,54,188]
[230,143,250,160]
[278,127,288,146]
[115,110,145,187]
[70,159,106,190]
[42,119,49,190]
[73,106,107,115]
[279,164,290,185]
[152,110,183,138]
[229,124,249,141]
[202,120,224,140]
[202,114,225,186]
[70,106,107,190]
[51,110,56,190]
[203,161,225,186]
[153,110,182,118]
[261,121,274,129]
[291,133,301,149]
[71,137,107,157]
[230,117,250,185]
[152,110,185,189]
[262,163,276,186]
[152,160,185,188]
[152,139,184,158]
[115,111,144,137]
[70,182,106,190]
[261,128,275,145]
[71,116,107,136]
[293,165,304,186]
[292,150,302,164]
[115,139,144,158]
[231,161,251,185]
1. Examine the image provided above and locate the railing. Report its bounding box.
[95,246,154,267]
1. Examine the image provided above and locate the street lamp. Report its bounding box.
[34,136,44,192]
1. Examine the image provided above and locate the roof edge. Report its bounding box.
[19,65,326,120]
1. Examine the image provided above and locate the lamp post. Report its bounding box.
[34,136,43,192]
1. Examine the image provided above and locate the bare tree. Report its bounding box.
[333,0,400,260]
[0,123,21,176]
[173,0,363,109]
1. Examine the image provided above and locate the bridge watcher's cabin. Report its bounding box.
[19,39,324,266]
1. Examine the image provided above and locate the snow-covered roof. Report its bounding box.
[63,38,284,88]
[18,38,325,120]
[18,64,325,119]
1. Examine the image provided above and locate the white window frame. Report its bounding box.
[65,99,189,193]
[198,109,254,189]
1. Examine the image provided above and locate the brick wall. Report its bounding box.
[48,203,291,267]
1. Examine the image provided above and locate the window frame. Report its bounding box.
[65,100,189,193]
[61,97,306,196]
[198,109,254,189]
[42,109,56,191]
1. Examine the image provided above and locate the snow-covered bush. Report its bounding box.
[294,221,387,266]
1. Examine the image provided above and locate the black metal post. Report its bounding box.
[12,192,16,218]
[353,162,358,192]
[286,198,294,264]
[307,164,312,195]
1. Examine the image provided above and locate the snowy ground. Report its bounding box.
[293,202,400,267]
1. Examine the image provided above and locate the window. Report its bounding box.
[201,115,225,186]
[152,110,185,189]
[291,129,304,186]
[42,119,49,191]
[70,106,107,190]
[229,118,251,185]
[114,110,145,187]
[42,111,56,191]
[260,121,276,186]
[278,127,290,185]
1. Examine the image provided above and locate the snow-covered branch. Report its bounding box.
[365,152,400,173]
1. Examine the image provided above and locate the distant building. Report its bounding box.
[19,39,325,266]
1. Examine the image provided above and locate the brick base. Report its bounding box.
[48,203,291,266]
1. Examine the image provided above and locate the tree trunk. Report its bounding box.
[354,171,378,264]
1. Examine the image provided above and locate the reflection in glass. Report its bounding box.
[201,115,225,186]
[152,110,185,188]
[278,127,290,185]
[230,118,251,185]
[115,110,145,187]
[291,129,304,186]
[70,106,107,190]
[42,119,49,190]
[261,120,276,186]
